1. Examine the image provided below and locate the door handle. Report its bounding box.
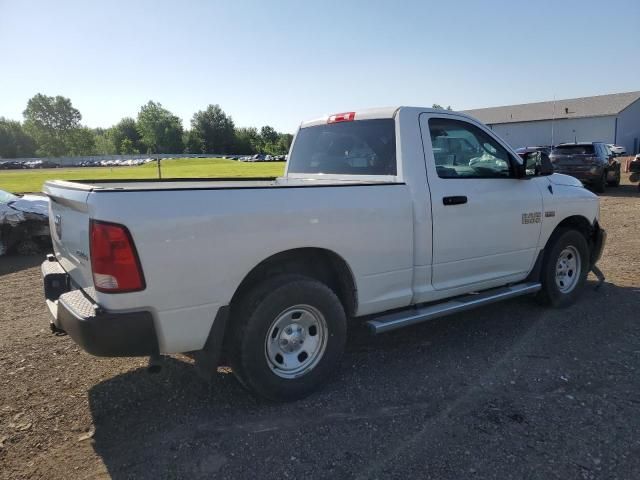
[442,195,467,206]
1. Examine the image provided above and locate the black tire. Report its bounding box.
[228,274,347,401]
[607,165,621,187]
[592,171,607,193]
[537,229,589,308]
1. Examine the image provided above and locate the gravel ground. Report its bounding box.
[1,181,639,479]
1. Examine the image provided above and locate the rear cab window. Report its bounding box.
[554,145,595,155]
[287,119,397,176]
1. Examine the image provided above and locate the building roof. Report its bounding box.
[463,91,640,125]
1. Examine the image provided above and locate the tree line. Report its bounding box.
[0,94,294,158]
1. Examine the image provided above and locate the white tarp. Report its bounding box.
[0,203,26,226]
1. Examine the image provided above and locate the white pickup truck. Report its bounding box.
[41,107,606,401]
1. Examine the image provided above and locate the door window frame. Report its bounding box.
[421,113,523,180]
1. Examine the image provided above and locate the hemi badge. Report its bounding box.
[545,211,556,218]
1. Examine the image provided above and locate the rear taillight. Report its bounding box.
[89,220,145,293]
[327,112,355,123]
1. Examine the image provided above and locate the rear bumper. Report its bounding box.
[553,166,604,182]
[41,257,159,357]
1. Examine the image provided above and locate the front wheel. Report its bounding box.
[537,229,589,307]
[228,274,347,401]
[607,165,621,187]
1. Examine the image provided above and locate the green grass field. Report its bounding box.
[0,158,286,193]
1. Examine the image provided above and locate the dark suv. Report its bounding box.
[515,146,553,156]
[549,142,620,193]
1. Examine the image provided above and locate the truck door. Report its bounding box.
[419,113,543,291]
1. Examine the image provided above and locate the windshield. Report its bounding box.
[0,189,18,204]
[287,119,397,175]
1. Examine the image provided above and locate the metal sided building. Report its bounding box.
[463,91,640,154]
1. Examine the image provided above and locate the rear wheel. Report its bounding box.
[228,274,347,401]
[537,229,589,307]
[592,171,607,193]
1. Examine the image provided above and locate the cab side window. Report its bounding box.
[428,118,513,179]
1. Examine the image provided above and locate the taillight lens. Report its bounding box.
[89,220,145,293]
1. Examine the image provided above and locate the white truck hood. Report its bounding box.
[548,173,584,188]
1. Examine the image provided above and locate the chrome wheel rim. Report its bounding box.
[265,305,328,379]
[555,246,581,293]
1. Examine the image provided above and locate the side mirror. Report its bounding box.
[519,151,553,177]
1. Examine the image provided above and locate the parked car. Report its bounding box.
[0,189,50,256]
[41,107,605,401]
[0,160,27,169]
[607,144,626,156]
[516,146,552,157]
[549,142,620,192]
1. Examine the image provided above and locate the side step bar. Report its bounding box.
[366,282,542,334]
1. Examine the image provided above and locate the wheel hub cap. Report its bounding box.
[265,305,328,379]
[555,246,581,293]
[278,323,306,353]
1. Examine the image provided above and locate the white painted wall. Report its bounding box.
[617,99,640,154]
[487,116,617,149]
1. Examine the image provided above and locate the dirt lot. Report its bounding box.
[1,182,639,480]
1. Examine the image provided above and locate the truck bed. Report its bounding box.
[43,175,414,353]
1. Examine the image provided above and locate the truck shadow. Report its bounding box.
[598,183,639,197]
[86,280,639,479]
[0,254,43,276]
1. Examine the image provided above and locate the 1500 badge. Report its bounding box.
[522,212,542,224]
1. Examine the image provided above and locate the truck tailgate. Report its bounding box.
[43,182,93,290]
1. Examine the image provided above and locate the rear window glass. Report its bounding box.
[554,145,594,155]
[287,119,396,175]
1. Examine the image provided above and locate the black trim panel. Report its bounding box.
[42,257,70,301]
[84,176,277,184]
[525,249,545,283]
[192,306,230,372]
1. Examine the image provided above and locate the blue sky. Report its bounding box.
[1,0,639,133]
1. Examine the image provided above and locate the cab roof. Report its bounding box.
[299,106,479,128]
